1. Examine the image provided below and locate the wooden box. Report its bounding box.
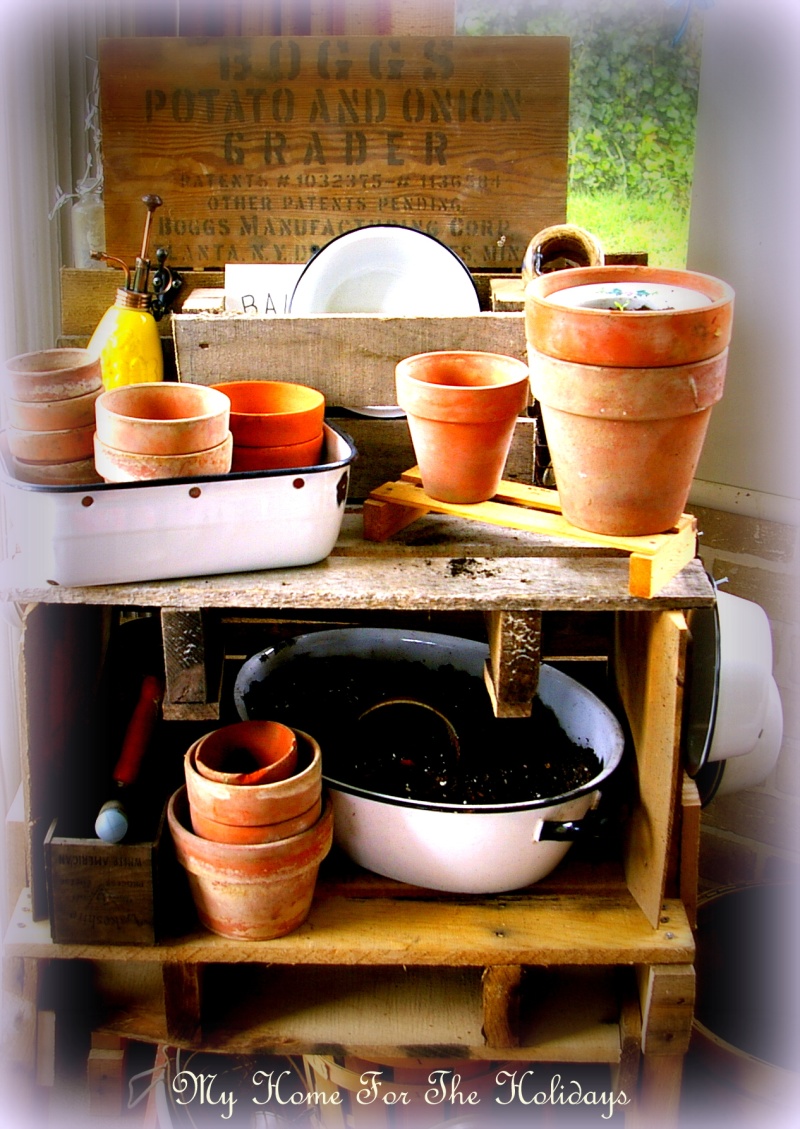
[44,805,171,945]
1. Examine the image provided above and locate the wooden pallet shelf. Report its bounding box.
[364,469,698,599]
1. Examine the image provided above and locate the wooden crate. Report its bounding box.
[44,805,170,945]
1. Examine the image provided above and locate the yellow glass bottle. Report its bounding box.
[88,288,163,390]
[87,195,179,390]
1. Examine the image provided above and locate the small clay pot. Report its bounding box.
[212,381,325,447]
[185,728,322,828]
[94,432,233,482]
[231,432,324,472]
[192,720,298,785]
[95,381,231,455]
[395,350,530,503]
[5,386,101,432]
[168,785,333,940]
[3,348,102,403]
[11,455,103,486]
[7,422,96,464]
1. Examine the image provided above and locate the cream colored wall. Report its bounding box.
[687,0,800,502]
[685,0,800,886]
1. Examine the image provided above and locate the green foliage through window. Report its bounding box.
[456,0,705,265]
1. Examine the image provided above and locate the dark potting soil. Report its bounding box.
[241,655,601,805]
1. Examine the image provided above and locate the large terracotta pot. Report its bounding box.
[525,266,734,367]
[528,348,728,535]
[395,350,530,503]
[168,786,333,940]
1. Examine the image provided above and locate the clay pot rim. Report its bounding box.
[188,794,323,842]
[396,350,530,391]
[185,727,321,800]
[8,420,97,445]
[213,380,325,416]
[94,432,232,463]
[4,347,99,376]
[526,265,735,313]
[96,381,232,426]
[169,785,333,860]
[192,720,298,785]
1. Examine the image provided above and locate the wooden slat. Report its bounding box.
[163,962,202,1044]
[160,608,222,721]
[679,775,702,931]
[481,964,521,1047]
[483,610,541,718]
[614,611,689,928]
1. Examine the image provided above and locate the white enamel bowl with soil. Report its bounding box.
[234,628,626,894]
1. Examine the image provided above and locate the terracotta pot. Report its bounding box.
[212,381,325,447]
[168,785,333,940]
[5,386,101,431]
[11,455,103,486]
[231,432,324,472]
[3,348,103,403]
[395,350,530,503]
[95,381,231,455]
[528,347,728,535]
[525,266,735,367]
[192,720,298,785]
[184,728,322,829]
[93,431,233,482]
[7,422,96,464]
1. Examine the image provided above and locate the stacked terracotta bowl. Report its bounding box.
[93,381,233,482]
[2,348,104,484]
[168,720,333,939]
[211,381,325,472]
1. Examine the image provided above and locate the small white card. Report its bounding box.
[224,264,304,316]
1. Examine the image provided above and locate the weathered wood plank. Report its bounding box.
[7,886,694,966]
[161,608,222,721]
[1,552,717,613]
[483,610,541,718]
[173,312,528,404]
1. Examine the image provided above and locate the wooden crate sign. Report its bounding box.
[98,36,569,269]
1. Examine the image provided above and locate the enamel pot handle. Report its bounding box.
[537,809,611,842]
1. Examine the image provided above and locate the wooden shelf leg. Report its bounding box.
[481,965,522,1048]
[483,610,542,717]
[87,1033,128,1117]
[161,609,222,722]
[163,962,203,1045]
[630,963,695,1128]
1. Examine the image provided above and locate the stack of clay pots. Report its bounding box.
[211,380,326,472]
[2,348,104,484]
[525,265,735,536]
[167,720,333,940]
[93,381,233,482]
